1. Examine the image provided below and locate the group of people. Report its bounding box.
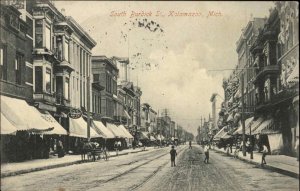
[233,141,269,165]
[169,142,211,167]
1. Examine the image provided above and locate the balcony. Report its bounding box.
[33,92,56,104]
[255,89,298,111]
[237,106,256,114]
[55,60,74,73]
[253,65,280,83]
[0,80,33,100]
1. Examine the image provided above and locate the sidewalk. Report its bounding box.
[212,147,299,178]
[1,147,156,178]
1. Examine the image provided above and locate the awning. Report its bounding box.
[124,110,131,119]
[139,131,149,140]
[221,133,231,139]
[106,123,126,138]
[293,95,299,103]
[234,89,241,99]
[150,135,156,141]
[118,125,134,139]
[250,117,264,133]
[233,117,254,135]
[92,120,115,139]
[40,111,67,135]
[1,95,53,131]
[213,126,227,141]
[69,117,101,138]
[157,135,165,141]
[287,63,299,83]
[252,119,275,135]
[226,114,234,122]
[1,113,17,134]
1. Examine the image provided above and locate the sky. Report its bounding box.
[54,1,274,135]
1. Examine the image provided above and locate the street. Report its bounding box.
[1,145,298,191]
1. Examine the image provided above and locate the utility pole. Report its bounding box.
[87,76,91,141]
[241,72,246,156]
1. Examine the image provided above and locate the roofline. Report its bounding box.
[67,16,97,48]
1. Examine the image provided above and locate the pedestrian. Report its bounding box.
[57,140,65,158]
[234,144,240,158]
[117,140,122,151]
[261,144,268,165]
[189,141,192,149]
[226,144,230,156]
[204,144,210,164]
[295,138,299,161]
[114,141,119,156]
[170,145,177,167]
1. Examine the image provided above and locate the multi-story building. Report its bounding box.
[141,103,151,132]
[92,56,118,119]
[149,107,157,134]
[220,18,266,136]
[249,4,299,156]
[276,1,299,155]
[140,103,157,133]
[133,86,142,128]
[0,4,33,100]
[236,18,266,114]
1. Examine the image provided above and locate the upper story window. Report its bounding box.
[26,16,33,38]
[65,77,69,100]
[35,66,43,93]
[93,74,99,82]
[35,19,52,50]
[35,19,43,48]
[45,25,51,50]
[15,53,23,85]
[0,46,7,80]
[64,40,69,61]
[45,68,51,93]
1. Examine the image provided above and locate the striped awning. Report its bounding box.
[287,63,299,83]
[252,119,275,135]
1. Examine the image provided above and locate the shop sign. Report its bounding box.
[68,109,82,119]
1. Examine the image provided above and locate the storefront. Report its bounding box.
[1,95,68,162]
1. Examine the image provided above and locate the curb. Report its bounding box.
[1,149,149,178]
[212,149,299,179]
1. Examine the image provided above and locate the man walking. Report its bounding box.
[261,144,268,165]
[204,144,210,164]
[170,145,177,167]
[189,141,192,149]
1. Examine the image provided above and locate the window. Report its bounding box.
[77,78,79,91]
[45,68,51,93]
[35,66,43,93]
[35,19,43,48]
[56,36,63,60]
[65,78,69,100]
[98,96,101,114]
[64,40,69,61]
[26,16,33,38]
[45,26,51,50]
[0,46,7,80]
[93,74,99,82]
[0,48,3,66]
[52,76,55,93]
[15,54,22,84]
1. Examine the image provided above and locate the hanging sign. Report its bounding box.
[68,109,82,119]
